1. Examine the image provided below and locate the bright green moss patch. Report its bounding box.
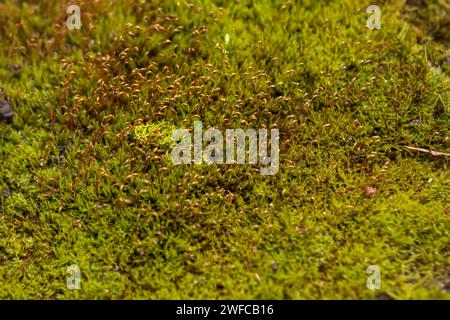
[0,0,448,299]
[132,121,176,147]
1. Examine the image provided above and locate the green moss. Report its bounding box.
[0,0,448,299]
[132,121,176,147]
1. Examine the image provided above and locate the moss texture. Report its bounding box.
[0,0,449,299]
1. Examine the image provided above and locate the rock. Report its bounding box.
[2,188,10,198]
[362,185,377,198]
[0,88,13,122]
[0,99,13,122]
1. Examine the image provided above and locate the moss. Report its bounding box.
[0,0,448,299]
